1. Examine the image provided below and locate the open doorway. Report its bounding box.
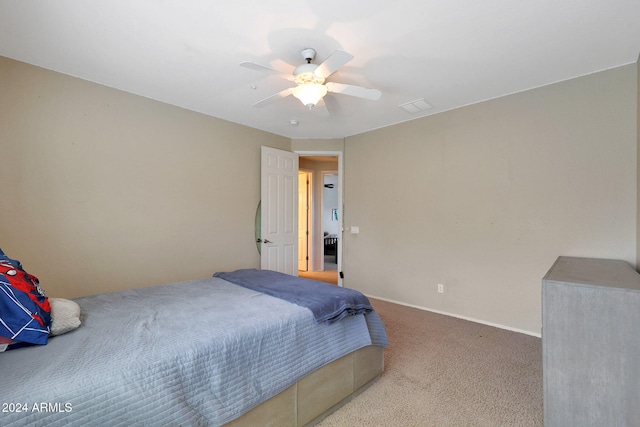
[297,154,341,285]
[321,172,339,273]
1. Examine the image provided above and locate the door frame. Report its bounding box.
[298,169,313,272]
[295,150,343,286]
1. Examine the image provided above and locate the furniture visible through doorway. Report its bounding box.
[324,236,338,263]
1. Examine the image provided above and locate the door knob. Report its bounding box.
[263,239,272,244]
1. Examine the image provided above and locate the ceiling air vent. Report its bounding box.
[399,98,432,113]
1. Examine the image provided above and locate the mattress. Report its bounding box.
[0,276,386,426]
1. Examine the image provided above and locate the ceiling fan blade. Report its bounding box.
[252,87,294,107]
[313,50,353,80]
[240,61,294,81]
[325,82,381,101]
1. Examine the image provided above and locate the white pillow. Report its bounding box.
[49,298,81,336]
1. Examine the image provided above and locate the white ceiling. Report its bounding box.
[1,1,639,139]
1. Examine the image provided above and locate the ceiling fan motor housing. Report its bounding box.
[294,48,324,85]
[300,48,316,62]
[294,63,324,85]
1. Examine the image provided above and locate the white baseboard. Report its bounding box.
[366,294,542,338]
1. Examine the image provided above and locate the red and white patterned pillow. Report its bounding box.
[0,248,51,351]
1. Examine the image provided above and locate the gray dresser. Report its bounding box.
[542,256,640,426]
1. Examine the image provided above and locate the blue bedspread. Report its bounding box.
[1,277,386,427]
[213,269,373,324]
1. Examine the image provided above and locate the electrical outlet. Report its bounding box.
[437,284,444,293]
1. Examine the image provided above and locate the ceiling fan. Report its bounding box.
[241,48,381,109]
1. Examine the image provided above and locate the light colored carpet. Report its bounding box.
[318,298,543,426]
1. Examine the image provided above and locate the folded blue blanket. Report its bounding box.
[213,269,373,324]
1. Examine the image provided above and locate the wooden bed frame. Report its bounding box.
[226,345,384,426]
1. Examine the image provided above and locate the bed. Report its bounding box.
[1,268,387,427]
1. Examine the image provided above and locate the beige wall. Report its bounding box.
[2,55,638,336]
[344,64,637,335]
[291,139,344,153]
[0,56,290,298]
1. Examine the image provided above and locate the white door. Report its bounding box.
[261,146,299,275]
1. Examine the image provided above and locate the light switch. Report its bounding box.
[350,226,360,234]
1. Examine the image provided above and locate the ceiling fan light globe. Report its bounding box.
[292,83,327,108]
